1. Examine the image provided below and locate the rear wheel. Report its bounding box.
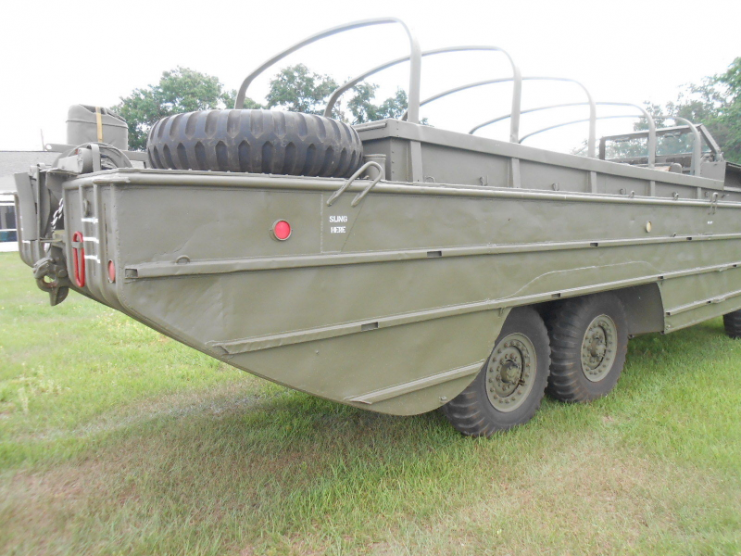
[723,310,741,338]
[443,307,550,437]
[545,294,628,403]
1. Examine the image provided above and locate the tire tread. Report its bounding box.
[147,109,363,178]
[443,307,550,437]
[723,310,741,338]
[545,294,628,403]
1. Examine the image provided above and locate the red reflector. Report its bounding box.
[108,260,116,283]
[273,220,291,241]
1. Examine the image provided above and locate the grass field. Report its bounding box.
[1,252,741,555]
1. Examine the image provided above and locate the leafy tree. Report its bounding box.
[347,83,410,123]
[114,64,426,151]
[265,64,420,125]
[573,58,741,163]
[627,58,741,163]
[265,64,339,115]
[676,57,740,162]
[113,67,261,150]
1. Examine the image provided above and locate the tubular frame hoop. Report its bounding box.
[233,18,696,170]
[462,77,596,158]
[518,114,641,144]
[234,18,423,123]
[326,46,522,142]
[482,103,702,172]
[502,102,656,167]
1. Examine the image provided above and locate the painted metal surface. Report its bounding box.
[13,17,741,418]
[36,130,741,416]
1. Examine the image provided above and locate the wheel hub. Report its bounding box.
[580,314,618,382]
[500,358,522,385]
[486,333,537,412]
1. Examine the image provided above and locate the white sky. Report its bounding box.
[1,0,739,153]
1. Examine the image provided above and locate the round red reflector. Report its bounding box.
[108,260,116,283]
[273,220,291,240]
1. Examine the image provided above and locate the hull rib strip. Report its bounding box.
[348,361,485,405]
[210,259,741,354]
[127,233,741,279]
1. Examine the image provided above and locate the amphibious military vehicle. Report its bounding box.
[14,18,741,436]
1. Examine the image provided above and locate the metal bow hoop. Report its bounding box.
[232,17,694,169]
[326,45,523,144]
[234,18,423,124]
[510,102,657,168]
[467,77,597,158]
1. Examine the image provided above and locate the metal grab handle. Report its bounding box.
[326,161,384,207]
[234,18,422,123]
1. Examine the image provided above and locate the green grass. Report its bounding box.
[1,252,741,555]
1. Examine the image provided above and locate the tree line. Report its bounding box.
[643,57,740,163]
[114,65,409,151]
[603,57,740,163]
[114,58,740,163]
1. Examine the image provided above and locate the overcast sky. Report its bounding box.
[1,0,739,152]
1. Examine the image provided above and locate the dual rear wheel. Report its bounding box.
[443,294,628,437]
[723,310,741,338]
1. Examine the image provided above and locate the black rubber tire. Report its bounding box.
[147,109,363,178]
[723,310,741,338]
[442,307,551,437]
[545,294,628,403]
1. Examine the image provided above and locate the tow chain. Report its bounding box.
[33,197,70,306]
[50,197,64,236]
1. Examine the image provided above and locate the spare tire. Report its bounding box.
[147,109,363,178]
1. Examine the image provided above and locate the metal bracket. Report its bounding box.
[326,161,384,207]
[32,255,70,306]
[709,192,719,215]
[71,231,86,287]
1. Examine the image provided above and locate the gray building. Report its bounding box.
[1,151,58,251]
[0,151,58,193]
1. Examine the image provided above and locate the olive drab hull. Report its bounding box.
[18,118,741,415]
[13,17,741,424]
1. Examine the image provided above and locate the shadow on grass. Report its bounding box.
[5,318,741,555]
[4,389,492,554]
[50,316,737,494]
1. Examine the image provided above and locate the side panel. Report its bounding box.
[59,169,741,416]
[663,269,741,332]
[615,284,665,336]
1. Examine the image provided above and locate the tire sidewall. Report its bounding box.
[469,307,551,429]
[147,109,363,178]
[553,295,628,399]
